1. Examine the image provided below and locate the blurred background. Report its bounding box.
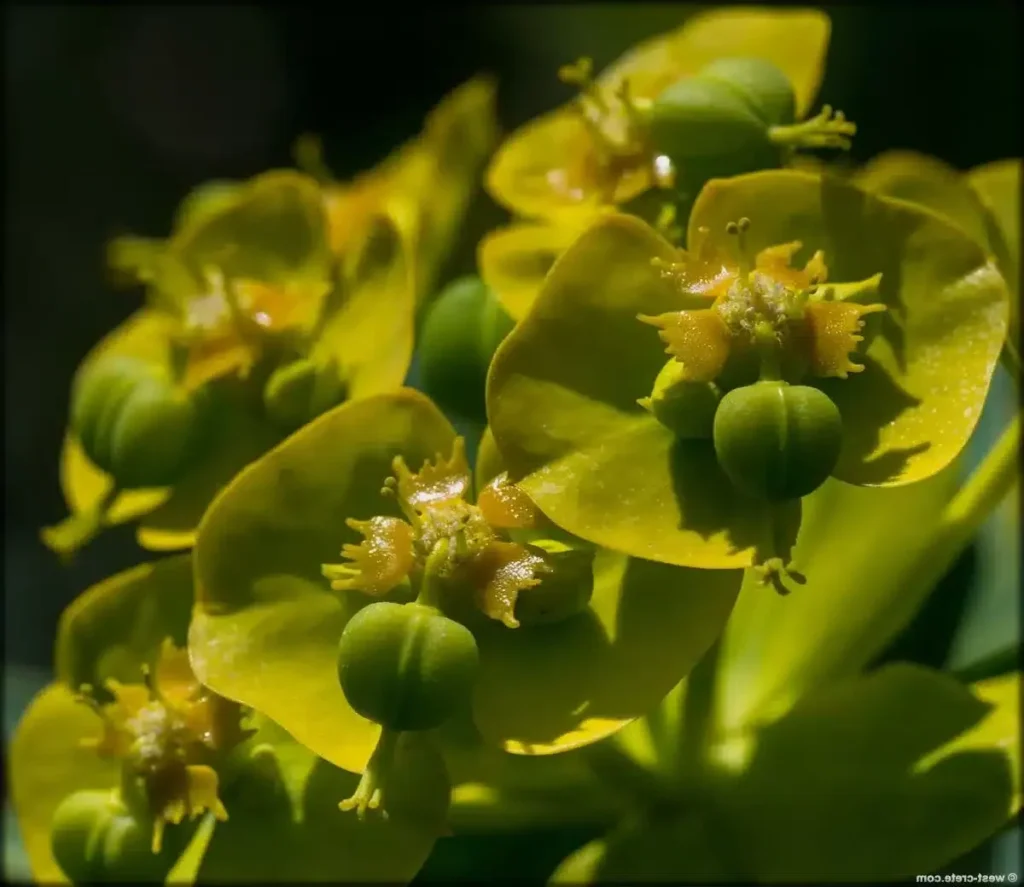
[4,4,1020,882]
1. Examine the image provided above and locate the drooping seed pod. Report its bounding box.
[712,380,843,501]
[70,354,211,489]
[337,602,480,732]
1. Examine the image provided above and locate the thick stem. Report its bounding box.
[414,539,450,610]
[906,414,1020,611]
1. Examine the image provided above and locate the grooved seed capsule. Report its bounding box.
[712,381,843,501]
[70,355,209,489]
[649,75,774,160]
[337,602,480,732]
[50,790,179,883]
[699,57,797,128]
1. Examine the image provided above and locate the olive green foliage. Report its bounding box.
[8,6,1021,886]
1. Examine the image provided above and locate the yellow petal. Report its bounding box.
[9,684,121,883]
[486,110,636,219]
[478,221,592,321]
[602,7,831,118]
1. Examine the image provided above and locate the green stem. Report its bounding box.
[415,540,450,610]
[582,734,677,810]
[676,637,722,784]
[908,414,1020,608]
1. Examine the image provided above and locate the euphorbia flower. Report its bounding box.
[323,438,554,628]
[480,7,833,321]
[487,169,1010,574]
[9,556,453,884]
[77,638,243,853]
[187,389,739,777]
[43,80,496,561]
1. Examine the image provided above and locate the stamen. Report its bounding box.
[725,218,753,276]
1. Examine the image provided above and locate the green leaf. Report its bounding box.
[969,159,1021,344]
[8,684,121,883]
[489,173,1009,568]
[557,666,1020,883]
[707,664,1019,882]
[311,211,416,402]
[56,555,195,693]
[189,388,740,769]
[715,465,959,732]
[854,151,994,249]
[170,170,331,295]
[688,171,1009,488]
[549,814,732,884]
[192,722,444,883]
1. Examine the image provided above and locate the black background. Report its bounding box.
[4,3,1021,669]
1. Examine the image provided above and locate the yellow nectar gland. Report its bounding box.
[322,439,550,629]
[639,218,886,385]
[77,639,252,853]
[558,56,675,201]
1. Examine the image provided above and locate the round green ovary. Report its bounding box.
[418,276,514,421]
[713,381,842,501]
[337,602,479,732]
[642,360,721,439]
[699,57,797,128]
[71,354,206,488]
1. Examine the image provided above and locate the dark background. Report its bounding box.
[3,2,1020,667]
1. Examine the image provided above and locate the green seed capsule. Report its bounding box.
[699,57,797,127]
[337,602,479,732]
[712,381,843,501]
[50,790,178,883]
[418,276,515,422]
[639,360,721,439]
[70,355,209,489]
[650,75,773,160]
[263,357,347,433]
